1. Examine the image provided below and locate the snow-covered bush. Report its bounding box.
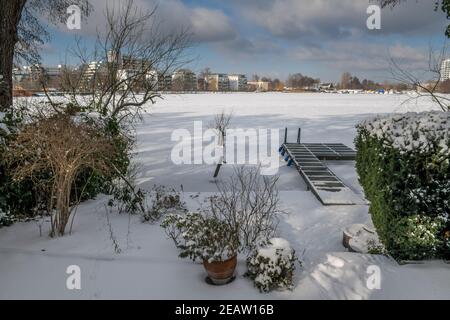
[108,183,187,222]
[356,112,450,260]
[142,186,187,223]
[0,109,31,223]
[161,213,239,263]
[0,209,15,228]
[390,215,445,260]
[0,112,10,143]
[246,238,298,293]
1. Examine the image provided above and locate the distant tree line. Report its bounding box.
[286,73,320,89]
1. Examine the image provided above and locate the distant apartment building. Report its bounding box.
[107,50,122,65]
[116,68,158,91]
[228,74,247,91]
[107,51,157,91]
[441,59,450,82]
[13,65,64,91]
[172,69,197,91]
[248,81,271,92]
[158,74,173,91]
[13,65,43,82]
[207,73,229,91]
[79,61,105,91]
[197,78,207,91]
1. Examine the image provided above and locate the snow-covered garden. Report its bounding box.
[0,93,449,299]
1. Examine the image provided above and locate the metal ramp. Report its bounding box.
[280,129,364,205]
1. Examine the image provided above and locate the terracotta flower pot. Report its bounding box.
[203,255,237,285]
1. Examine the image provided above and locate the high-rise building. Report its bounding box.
[228,74,247,91]
[158,74,173,91]
[122,55,151,72]
[206,74,229,91]
[79,61,105,91]
[440,59,450,82]
[107,50,122,65]
[172,69,197,91]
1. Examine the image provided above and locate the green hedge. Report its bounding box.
[355,112,450,260]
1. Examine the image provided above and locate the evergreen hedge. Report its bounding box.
[355,112,450,260]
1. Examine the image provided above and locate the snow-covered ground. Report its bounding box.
[1,93,449,300]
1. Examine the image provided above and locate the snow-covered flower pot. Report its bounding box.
[161,213,240,285]
[203,255,237,285]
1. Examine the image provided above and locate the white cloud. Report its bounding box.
[230,0,447,39]
[59,0,236,43]
[190,8,236,42]
[290,42,429,71]
[213,37,283,59]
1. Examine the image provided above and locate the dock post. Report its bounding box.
[284,128,288,144]
[297,128,302,144]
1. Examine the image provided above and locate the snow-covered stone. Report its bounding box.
[343,224,381,254]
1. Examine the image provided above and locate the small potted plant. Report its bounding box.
[162,213,239,285]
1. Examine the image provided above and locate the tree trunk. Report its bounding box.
[0,0,27,111]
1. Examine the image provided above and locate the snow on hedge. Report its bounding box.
[358,111,450,155]
[0,112,9,136]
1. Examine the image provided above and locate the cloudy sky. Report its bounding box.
[42,0,449,83]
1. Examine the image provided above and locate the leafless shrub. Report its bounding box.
[142,186,187,223]
[389,44,450,111]
[105,205,122,254]
[205,166,285,254]
[6,114,117,237]
[209,110,233,146]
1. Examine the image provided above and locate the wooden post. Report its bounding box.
[284,128,288,144]
[297,128,302,144]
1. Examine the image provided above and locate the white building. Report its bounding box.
[117,69,159,91]
[248,81,271,92]
[81,61,103,80]
[206,74,229,91]
[172,69,197,91]
[228,74,247,91]
[440,59,450,82]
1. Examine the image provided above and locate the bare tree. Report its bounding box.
[199,67,211,80]
[340,72,352,90]
[57,0,191,123]
[388,45,450,111]
[0,0,92,111]
[210,110,233,146]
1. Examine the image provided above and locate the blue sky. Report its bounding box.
[41,0,449,83]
